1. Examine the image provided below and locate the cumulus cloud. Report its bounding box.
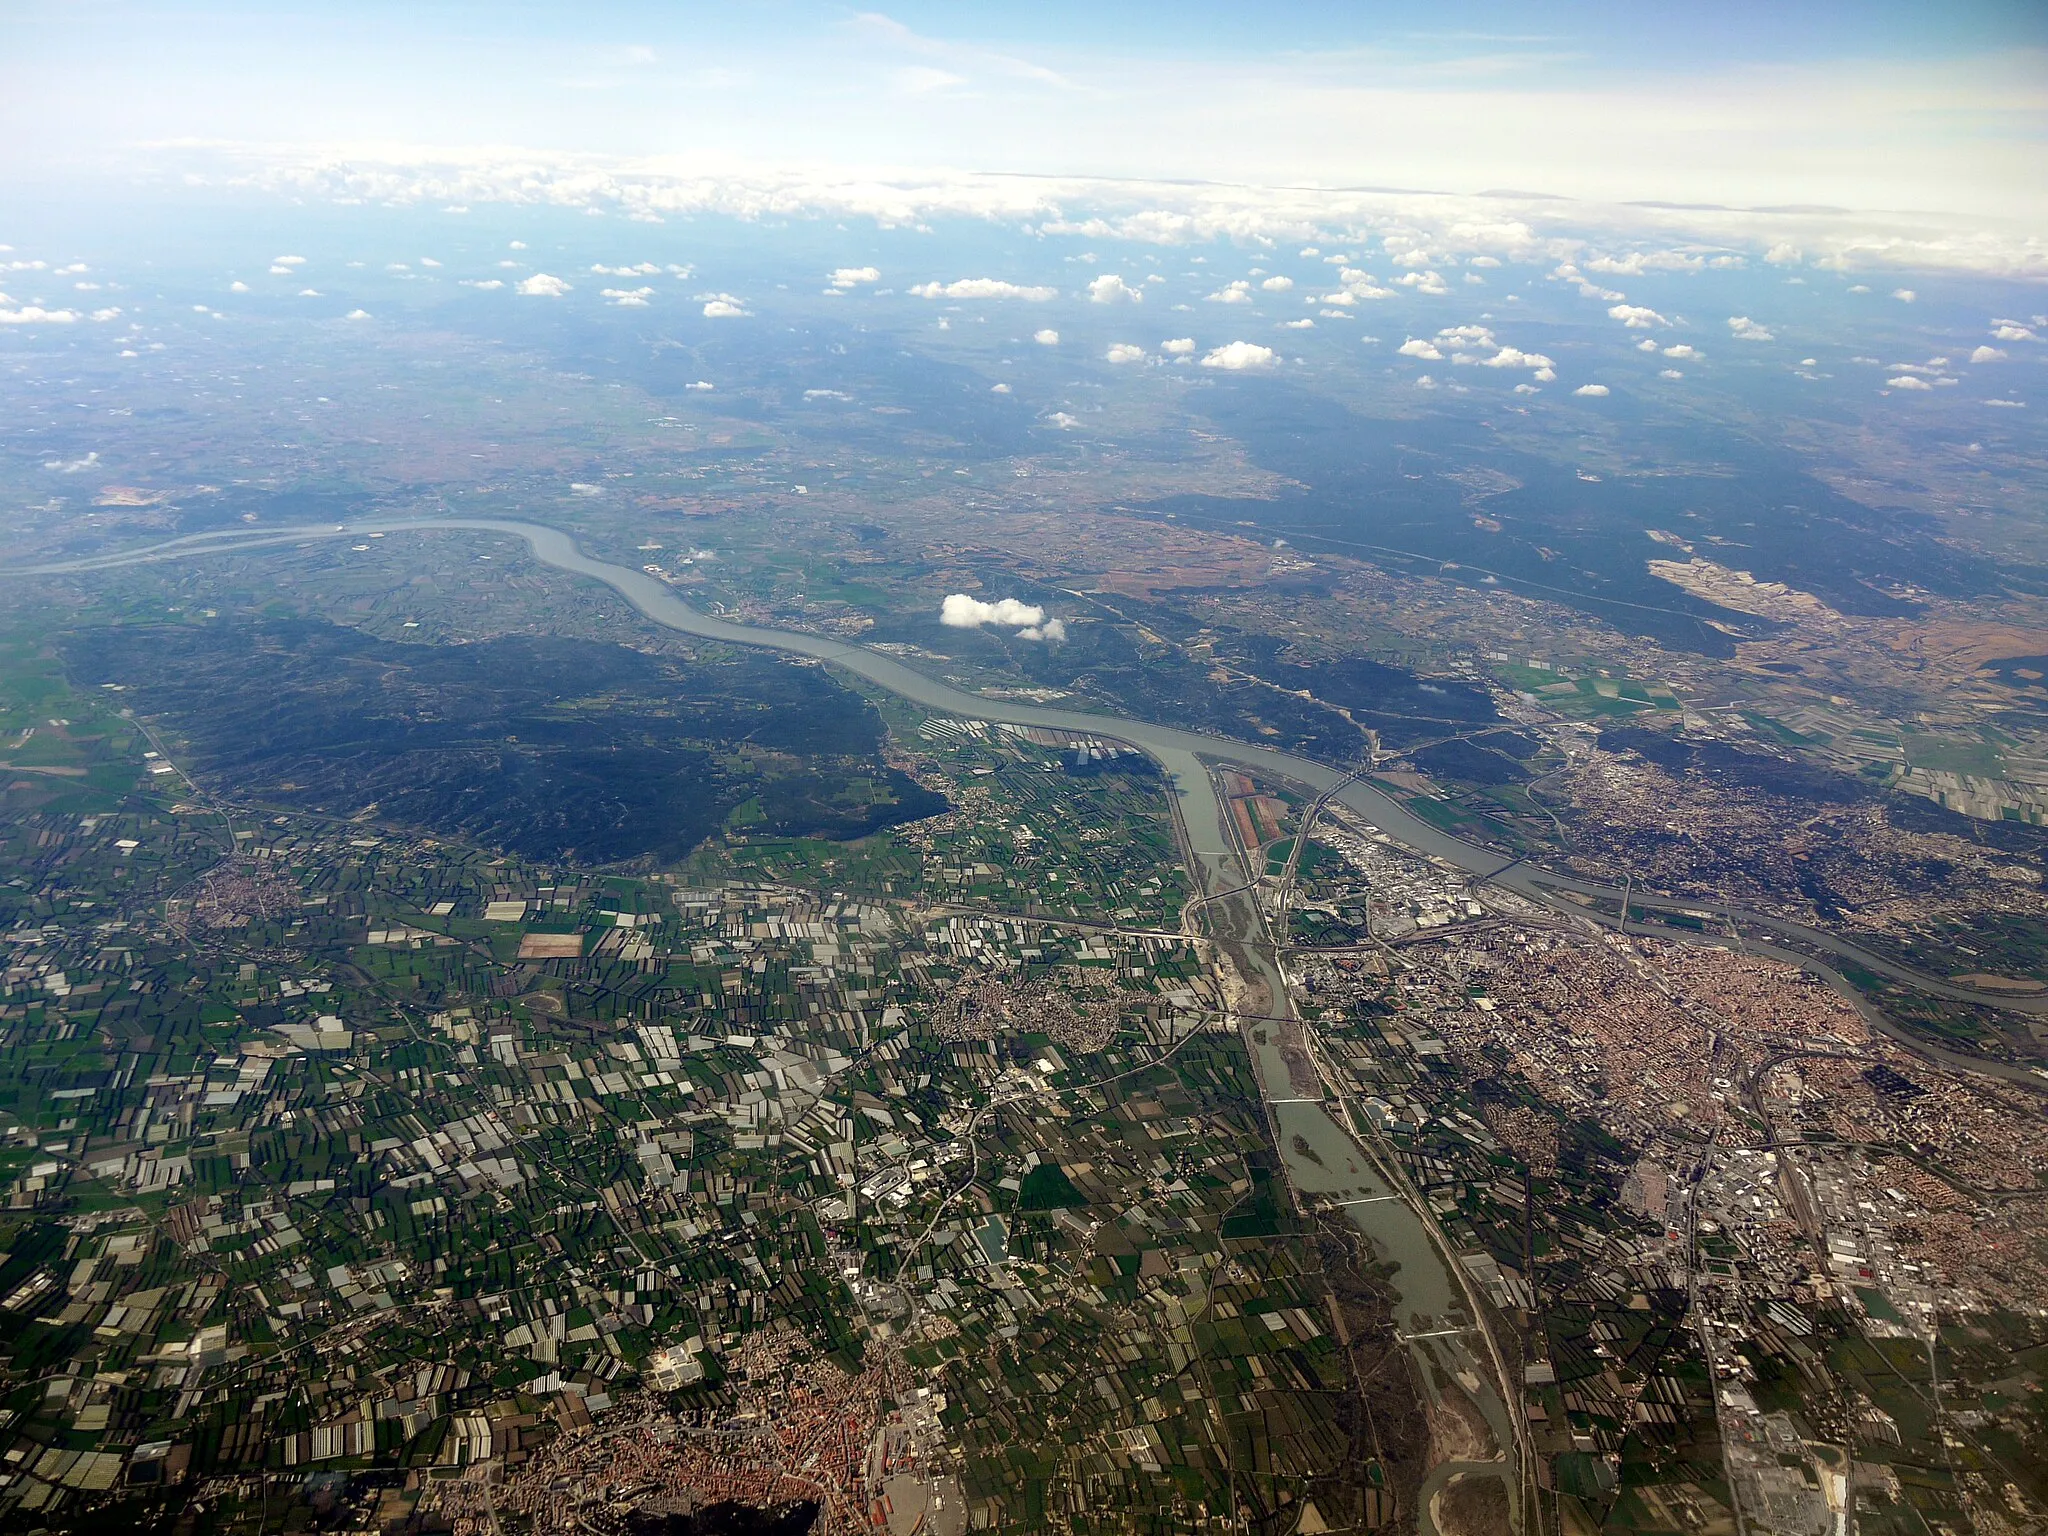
[1280,317,1314,329]
[603,287,654,306]
[1660,368,1685,379]
[1260,275,1293,291]
[592,261,660,277]
[1206,280,1253,304]
[1396,270,1449,294]
[828,266,881,290]
[1200,341,1276,370]
[1971,345,2006,363]
[1574,383,1611,396]
[229,280,249,293]
[941,594,1050,630]
[1608,303,1668,328]
[1992,322,2037,342]
[42,451,99,472]
[701,296,750,317]
[1046,410,1080,429]
[1088,273,1141,304]
[1662,343,1700,359]
[272,255,306,267]
[1765,242,1803,265]
[1892,288,1917,302]
[1160,337,1196,355]
[1886,375,1933,390]
[686,380,715,391]
[1728,316,1775,341]
[1032,328,1060,345]
[990,382,1011,393]
[1105,342,1146,363]
[1397,338,1443,360]
[1478,345,1552,369]
[461,278,504,290]
[909,278,1056,300]
[1985,398,2026,408]
[345,308,372,320]
[516,273,571,297]
[803,388,851,400]
[0,305,79,324]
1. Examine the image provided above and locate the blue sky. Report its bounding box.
[2,1,2043,218]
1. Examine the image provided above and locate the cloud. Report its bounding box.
[1206,280,1253,304]
[1892,288,1917,302]
[1160,337,1195,355]
[828,265,881,290]
[229,280,249,292]
[42,451,99,472]
[0,305,79,324]
[909,278,1056,300]
[1105,342,1146,363]
[1765,242,1803,265]
[1971,345,2006,363]
[1607,303,1667,328]
[1992,323,2037,342]
[1573,383,1610,396]
[941,594,1050,629]
[1260,275,1293,291]
[272,255,306,267]
[1017,619,1067,642]
[1046,410,1080,429]
[1727,316,1774,341]
[1200,341,1276,370]
[701,296,751,317]
[1477,345,1552,369]
[1662,343,1700,359]
[1886,375,1933,390]
[345,308,372,319]
[516,272,571,296]
[1280,318,1314,329]
[1660,368,1684,379]
[686,380,715,391]
[592,261,660,276]
[1032,328,1060,345]
[1396,271,1449,294]
[803,388,851,400]
[461,278,504,289]
[1398,338,1443,360]
[1088,273,1141,303]
[603,286,654,306]
[1985,399,2026,408]
[990,382,1010,393]
[89,307,121,322]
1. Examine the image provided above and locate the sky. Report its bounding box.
[1,1,2044,222]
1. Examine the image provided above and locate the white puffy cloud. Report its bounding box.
[701,296,750,317]
[1971,345,2006,363]
[1397,338,1443,360]
[1985,399,2026,408]
[1160,337,1196,355]
[909,278,1056,300]
[1662,343,1700,359]
[1017,619,1067,642]
[1260,275,1293,291]
[1886,375,1932,390]
[1765,242,1803,265]
[345,308,372,320]
[1105,342,1146,363]
[803,388,851,400]
[1206,280,1253,304]
[828,265,881,290]
[462,278,504,290]
[272,255,306,267]
[1478,345,1553,370]
[0,305,79,324]
[1396,270,1448,294]
[591,261,660,277]
[603,286,654,306]
[1438,324,1494,345]
[1992,322,2037,342]
[89,307,121,322]
[1574,383,1610,396]
[1728,316,1774,341]
[229,280,249,293]
[1637,337,1659,352]
[298,287,322,296]
[516,272,571,297]
[1088,273,1141,304]
[990,382,1011,393]
[1660,368,1685,379]
[1607,303,1667,328]
[1033,328,1060,345]
[941,594,1049,630]
[1336,268,1393,299]
[686,380,715,391]
[1200,341,1275,369]
[1892,288,1917,302]
[1280,317,1314,329]
[1414,374,1438,390]
[42,451,99,472]
[1046,410,1081,429]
